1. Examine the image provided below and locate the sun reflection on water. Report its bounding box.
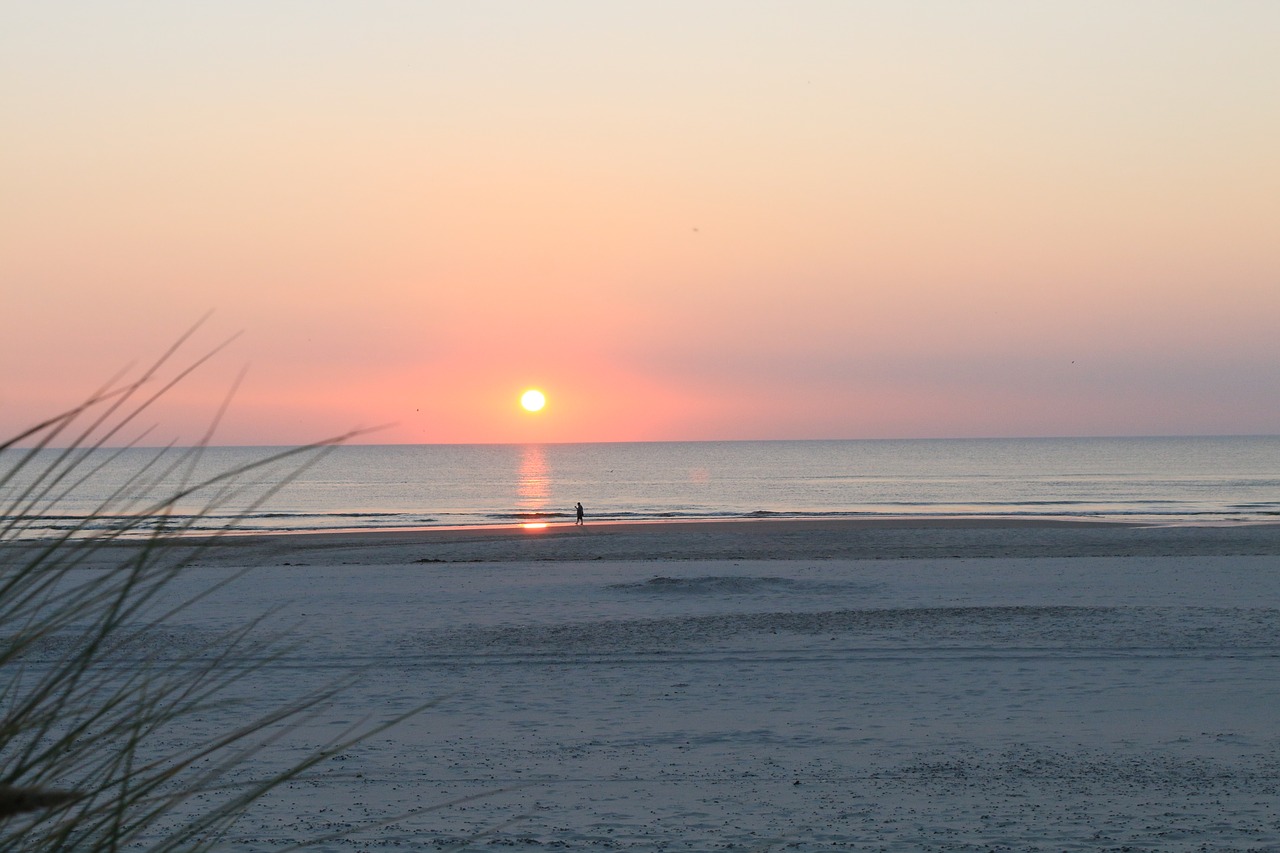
[517,444,551,519]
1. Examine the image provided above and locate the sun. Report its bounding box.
[520,389,546,412]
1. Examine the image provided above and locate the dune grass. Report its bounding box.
[0,329,425,851]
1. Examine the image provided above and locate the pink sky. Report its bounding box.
[2,2,1277,446]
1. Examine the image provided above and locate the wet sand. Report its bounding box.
[161,515,1280,567]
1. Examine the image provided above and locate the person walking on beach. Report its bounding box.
[575,502,584,525]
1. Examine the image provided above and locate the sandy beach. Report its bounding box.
[57,519,1280,849]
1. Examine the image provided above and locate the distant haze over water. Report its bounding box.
[6,437,1278,538]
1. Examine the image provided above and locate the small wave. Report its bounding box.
[485,511,570,521]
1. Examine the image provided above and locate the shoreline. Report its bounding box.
[146,515,1280,566]
[224,513,1141,537]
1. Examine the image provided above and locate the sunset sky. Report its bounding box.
[3,2,1277,445]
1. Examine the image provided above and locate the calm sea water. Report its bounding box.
[3,437,1278,537]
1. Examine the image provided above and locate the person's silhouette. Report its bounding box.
[575,502,584,525]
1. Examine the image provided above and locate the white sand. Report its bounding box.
[69,521,1280,848]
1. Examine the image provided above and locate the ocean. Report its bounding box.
[4,436,1278,538]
